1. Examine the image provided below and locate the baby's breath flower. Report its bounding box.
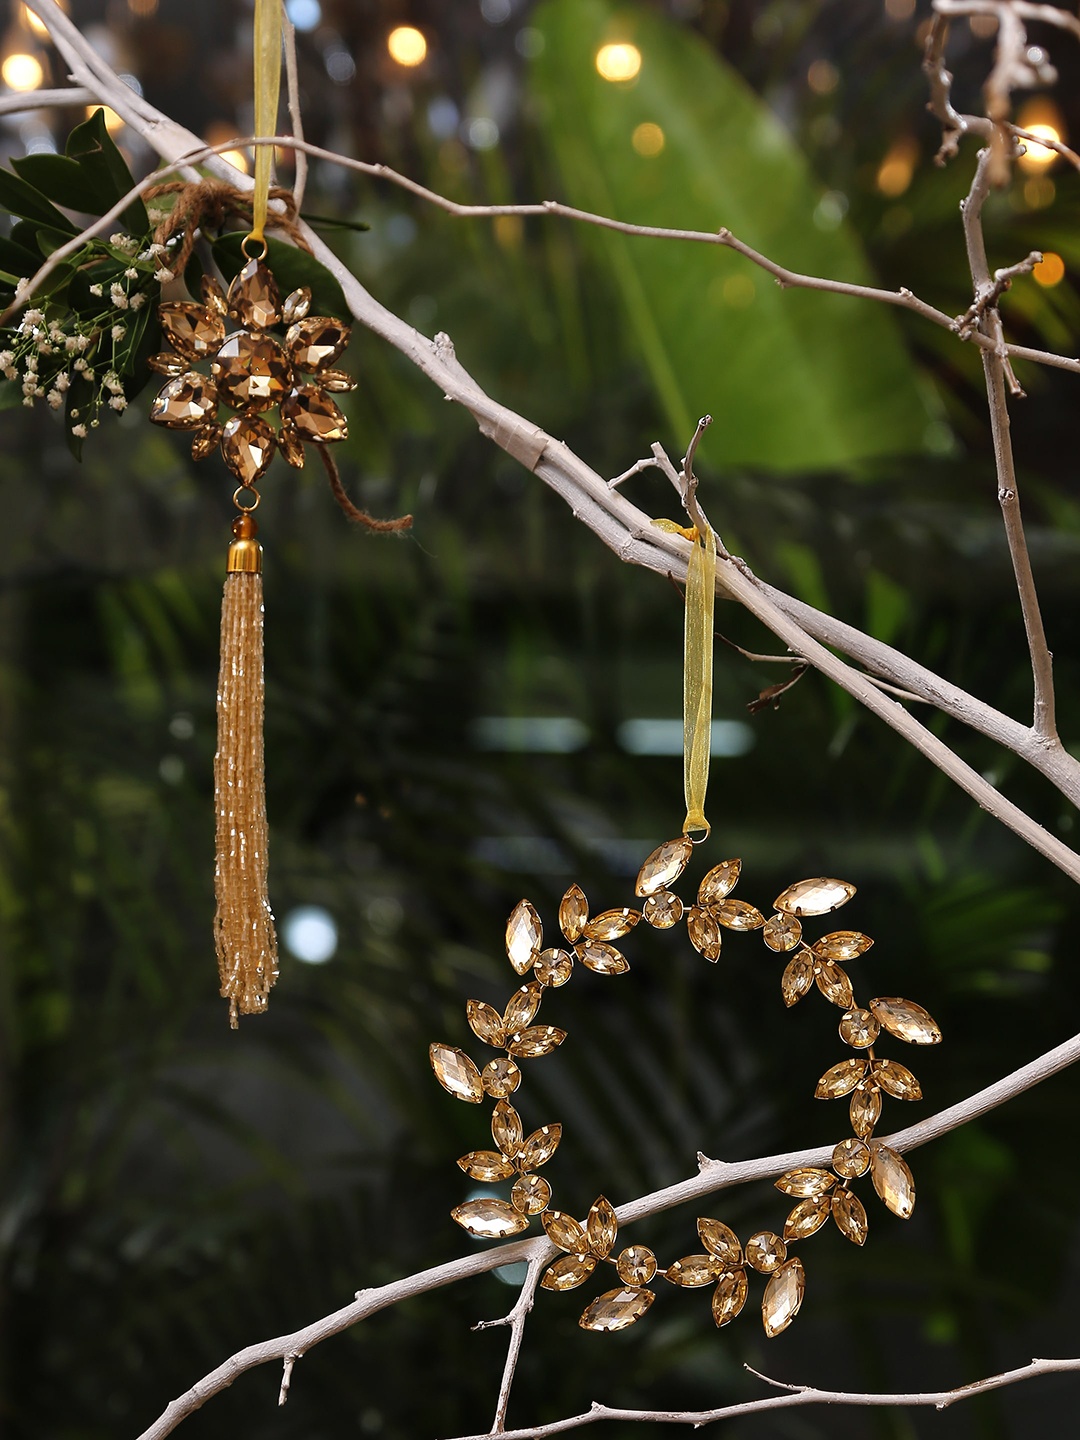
[108,394,127,412]
[73,357,89,373]
[129,292,146,310]
[21,307,44,329]
[3,366,15,381]
[154,268,175,284]
[111,325,126,341]
[103,370,123,395]
[0,351,13,369]
[22,395,33,406]
[110,283,129,309]
[124,267,139,280]
[75,334,90,351]
[47,389,63,409]
[89,284,104,297]
[110,233,138,254]
[71,422,88,438]
[54,371,70,392]
[14,278,30,301]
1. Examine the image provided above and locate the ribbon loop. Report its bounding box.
[248,0,283,246]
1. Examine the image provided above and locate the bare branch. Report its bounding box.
[277,1352,301,1407]
[476,1256,545,1434]
[280,5,308,212]
[0,86,93,115]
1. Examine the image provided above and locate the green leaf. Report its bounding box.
[12,153,106,217]
[530,0,939,472]
[0,379,23,412]
[211,233,350,321]
[300,211,371,234]
[0,169,77,233]
[65,108,147,234]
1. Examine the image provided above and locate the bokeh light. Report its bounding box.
[387,26,427,67]
[282,906,339,965]
[876,136,918,197]
[1033,252,1065,287]
[3,52,44,91]
[1016,100,1066,173]
[596,43,641,82]
[631,121,664,156]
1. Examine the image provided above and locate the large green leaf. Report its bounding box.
[65,108,147,234]
[530,0,939,471]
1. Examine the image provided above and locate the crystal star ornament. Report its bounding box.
[149,258,355,484]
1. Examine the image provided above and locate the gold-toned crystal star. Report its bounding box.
[148,257,356,485]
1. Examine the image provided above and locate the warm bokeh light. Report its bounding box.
[387,26,427,67]
[1016,100,1066,173]
[876,136,918,197]
[631,121,664,156]
[220,149,250,173]
[98,105,124,133]
[596,43,641,82]
[806,59,838,95]
[1023,175,1055,210]
[1017,123,1061,171]
[3,51,44,90]
[22,1,66,36]
[1033,251,1065,287]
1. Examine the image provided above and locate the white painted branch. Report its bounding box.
[0,86,92,115]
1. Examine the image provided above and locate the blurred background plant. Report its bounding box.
[2,1,1080,1437]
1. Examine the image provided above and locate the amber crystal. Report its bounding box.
[509,1024,566,1057]
[584,908,640,941]
[635,836,693,896]
[784,1195,832,1241]
[697,858,741,905]
[815,1058,868,1099]
[458,1150,516,1182]
[686,906,722,961]
[815,960,854,1009]
[221,415,276,485]
[831,1187,869,1245]
[506,900,543,974]
[481,1056,521,1098]
[745,1230,787,1274]
[832,1137,871,1179]
[541,1253,597,1291]
[511,1174,552,1215]
[429,1043,484,1103]
[280,383,348,443]
[761,1257,805,1337]
[617,1245,657,1285]
[315,365,356,392]
[191,423,222,461]
[713,898,765,931]
[643,890,684,928]
[211,331,293,412]
[813,930,873,962]
[503,982,542,1033]
[775,1168,836,1198]
[698,1217,742,1266]
[781,951,814,1007]
[147,350,186,376]
[869,1142,916,1218]
[543,1209,588,1254]
[452,1198,529,1239]
[518,1124,562,1170]
[873,1058,922,1100]
[839,1007,880,1048]
[159,301,226,359]
[666,1255,720,1287]
[492,1100,523,1157]
[282,285,312,325]
[534,947,574,987]
[579,1286,655,1332]
[227,257,282,330]
[763,912,802,952]
[277,424,305,469]
[201,273,228,316]
[711,1268,748,1327]
[576,942,629,975]
[587,1196,619,1258]
[774,877,856,916]
[870,996,942,1045]
[150,371,219,430]
[849,1083,882,1138]
[285,314,350,371]
[559,884,589,941]
[467,999,506,1047]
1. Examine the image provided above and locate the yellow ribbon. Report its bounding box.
[681,522,716,838]
[248,0,282,247]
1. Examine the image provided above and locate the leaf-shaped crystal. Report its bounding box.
[745,1230,787,1274]
[429,1043,484,1103]
[541,1253,596,1291]
[812,930,873,962]
[150,371,219,430]
[279,383,348,443]
[849,1084,882,1138]
[284,315,350,371]
[761,1257,805,1337]
[712,898,765,931]
[576,942,629,976]
[873,1058,922,1101]
[839,1007,879,1048]
[686,906,722,961]
[616,1245,657,1285]
[518,1123,562,1171]
[711,1268,748,1327]
[158,301,225,359]
[220,415,276,485]
[831,1137,871,1178]
[503,982,542,1033]
[697,858,741,905]
[511,1174,551,1215]
[775,1167,836,1198]
[227,257,282,329]
[815,1058,868,1100]
[579,1286,655,1332]
[584,908,640,941]
[586,1196,618,1258]
[831,1188,869,1245]
[763,912,802,952]
[481,1057,521,1098]
[783,1195,832,1241]
[870,997,942,1045]
[697,1217,742,1266]
[774,877,856,916]
[815,960,854,1009]
[870,1142,916,1218]
[457,1150,516,1182]
[451,1198,530,1239]
[147,350,186,376]
[781,951,814,1007]
[664,1254,719,1287]
[191,423,222,461]
[492,1100,523,1158]
[200,274,228,316]
[642,890,684,928]
[282,285,312,325]
[558,884,588,942]
[534,947,574,987]
[634,836,693,897]
[508,1024,566,1058]
[506,899,542,975]
[466,999,506,1048]
[542,1209,588,1254]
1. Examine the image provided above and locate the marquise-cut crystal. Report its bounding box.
[763,912,802,952]
[518,1123,562,1170]
[457,1149,516,1182]
[280,383,348,443]
[481,1056,521,1097]
[635,836,693,897]
[211,331,293,411]
[870,1142,916,1218]
[781,951,814,1007]
[576,942,628,976]
[466,999,505,1047]
[543,1209,588,1254]
[503,982,542,1033]
[813,930,873,962]
[316,368,356,392]
[200,274,228,317]
[666,1254,720,1287]
[711,1267,748,1327]
[774,877,857,916]
[277,423,305,468]
[285,314,350,371]
[221,415,276,485]
[643,890,684,928]
[784,1195,832,1241]
[150,371,219,430]
[227,257,282,330]
[282,285,312,324]
[832,1137,871,1178]
[617,1245,657,1285]
[686,906,722,961]
[762,1257,805,1337]
[429,1043,484,1103]
[579,1286,655,1332]
[511,1173,551,1215]
[745,1230,787,1274]
[831,1187,869,1245]
[506,900,543,974]
[147,350,186,376]
[508,1024,566,1057]
[541,1253,596,1291]
[698,1217,742,1266]
[492,1100,523,1157]
[584,908,640,941]
[191,423,222,461]
[697,859,741,905]
[451,1198,529,1239]
[713,898,765,931]
[775,1167,836,1198]
[158,301,225,359]
[534,947,574,987]
[815,960,854,1009]
[874,1058,922,1101]
[587,1196,618,1258]
[815,1058,868,1100]
[870,996,942,1045]
[839,1007,880,1048]
[849,1083,882,1138]
[559,884,588,942]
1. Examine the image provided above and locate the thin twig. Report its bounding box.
[277,1351,301,1406]
[0,86,93,115]
[280,4,308,212]
[474,1256,545,1434]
